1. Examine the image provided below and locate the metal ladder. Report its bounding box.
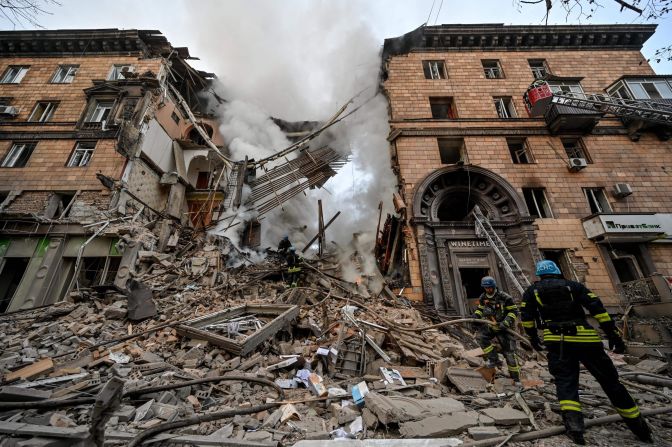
[472,205,531,295]
[551,92,672,126]
[221,164,240,211]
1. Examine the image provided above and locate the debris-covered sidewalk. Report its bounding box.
[0,238,671,446]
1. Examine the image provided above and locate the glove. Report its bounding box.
[498,320,511,331]
[608,333,626,354]
[525,330,545,351]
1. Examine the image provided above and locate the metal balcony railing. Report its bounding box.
[618,273,671,305]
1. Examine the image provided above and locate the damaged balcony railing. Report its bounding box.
[618,273,672,305]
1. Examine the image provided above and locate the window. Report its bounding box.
[584,188,612,214]
[607,82,631,100]
[548,81,584,95]
[107,64,134,81]
[1,142,36,168]
[0,98,17,119]
[51,65,79,83]
[529,60,549,80]
[482,60,504,79]
[494,97,516,118]
[523,187,553,218]
[0,66,29,84]
[438,138,466,164]
[28,102,58,122]
[507,138,533,164]
[422,60,446,80]
[171,111,180,125]
[429,97,457,119]
[624,79,672,100]
[67,141,96,167]
[561,138,590,161]
[85,100,114,123]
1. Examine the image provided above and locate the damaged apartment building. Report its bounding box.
[378,24,672,328]
[0,28,348,315]
[0,29,234,312]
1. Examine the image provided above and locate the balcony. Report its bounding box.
[544,102,602,134]
[618,274,672,305]
[582,213,669,243]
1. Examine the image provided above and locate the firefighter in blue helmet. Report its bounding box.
[521,260,652,445]
[471,276,521,382]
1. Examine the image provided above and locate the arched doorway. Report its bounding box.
[412,166,539,315]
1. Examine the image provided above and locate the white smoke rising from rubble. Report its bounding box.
[193,1,397,281]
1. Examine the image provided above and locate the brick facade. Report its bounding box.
[383,25,672,308]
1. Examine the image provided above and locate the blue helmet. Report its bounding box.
[536,260,561,276]
[481,276,496,288]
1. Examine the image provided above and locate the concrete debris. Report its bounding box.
[0,244,670,446]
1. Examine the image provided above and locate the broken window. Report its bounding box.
[1,142,37,168]
[523,187,553,218]
[438,138,466,164]
[187,124,214,146]
[607,82,632,100]
[0,98,17,120]
[107,64,135,81]
[0,66,29,84]
[0,257,30,313]
[429,97,457,119]
[28,101,58,122]
[422,60,446,80]
[45,192,76,219]
[51,65,78,83]
[608,244,648,283]
[77,257,106,288]
[507,138,533,164]
[493,97,516,118]
[67,141,96,167]
[529,59,549,79]
[584,187,612,214]
[171,111,180,125]
[561,138,591,162]
[482,60,504,79]
[85,100,113,123]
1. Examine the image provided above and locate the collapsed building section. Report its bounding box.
[0,29,346,313]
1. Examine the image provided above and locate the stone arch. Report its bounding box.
[184,123,214,146]
[412,165,528,222]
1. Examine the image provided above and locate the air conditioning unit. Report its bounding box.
[567,157,587,172]
[0,105,19,117]
[613,183,633,198]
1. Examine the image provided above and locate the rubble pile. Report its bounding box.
[0,237,671,446]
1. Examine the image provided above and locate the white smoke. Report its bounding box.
[193,1,397,276]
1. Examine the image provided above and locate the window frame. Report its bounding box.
[1,142,37,168]
[107,64,135,81]
[561,137,592,163]
[528,59,549,80]
[620,79,672,100]
[429,96,457,119]
[67,141,96,167]
[437,137,467,165]
[493,97,517,118]
[85,99,115,123]
[28,101,58,123]
[523,187,553,218]
[0,66,30,84]
[51,65,79,84]
[583,187,612,214]
[422,60,447,80]
[482,60,504,79]
[548,81,584,96]
[506,137,534,164]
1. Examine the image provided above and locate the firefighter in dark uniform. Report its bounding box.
[521,260,652,445]
[285,247,301,288]
[472,276,521,382]
[278,235,291,255]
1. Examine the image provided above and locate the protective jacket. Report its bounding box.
[521,277,615,344]
[473,290,518,329]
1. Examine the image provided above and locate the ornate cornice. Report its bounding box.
[383,24,657,60]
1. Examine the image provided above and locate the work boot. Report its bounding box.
[562,411,586,445]
[485,353,501,369]
[624,416,653,443]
